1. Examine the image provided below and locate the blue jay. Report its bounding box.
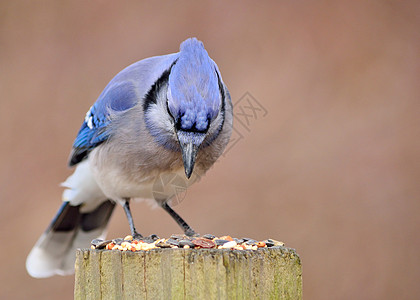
[26,38,233,278]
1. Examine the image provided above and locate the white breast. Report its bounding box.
[89,157,199,206]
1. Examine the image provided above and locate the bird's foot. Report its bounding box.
[132,232,143,240]
[141,234,160,243]
[185,228,199,237]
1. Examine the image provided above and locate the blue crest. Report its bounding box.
[167,38,220,132]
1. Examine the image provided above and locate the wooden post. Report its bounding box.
[75,247,302,299]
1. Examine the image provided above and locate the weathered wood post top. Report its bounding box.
[75,246,302,299]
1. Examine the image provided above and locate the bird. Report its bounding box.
[26,38,233,278]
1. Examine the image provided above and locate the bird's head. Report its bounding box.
[143,38,226,179]
[167,38,224,179]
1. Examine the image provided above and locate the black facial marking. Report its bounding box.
[143,70,170,111]
[174,116,210,134]
[215,68,226,128]
[143,59,178,112]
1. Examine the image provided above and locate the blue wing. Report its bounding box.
[69,81,138,166]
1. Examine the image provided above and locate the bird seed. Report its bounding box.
[91,234,285,252]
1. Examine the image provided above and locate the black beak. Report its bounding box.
[177,131,205,179]
[179,141,199,179]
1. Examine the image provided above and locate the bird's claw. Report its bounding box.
[185,228,199,237]
[132,232,144,240]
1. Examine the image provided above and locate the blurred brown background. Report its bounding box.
[1,1,419,299]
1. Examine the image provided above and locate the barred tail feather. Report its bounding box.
[26,200,115,278]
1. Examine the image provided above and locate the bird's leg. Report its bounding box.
[162,202,197,237]
[123,199,143,239]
